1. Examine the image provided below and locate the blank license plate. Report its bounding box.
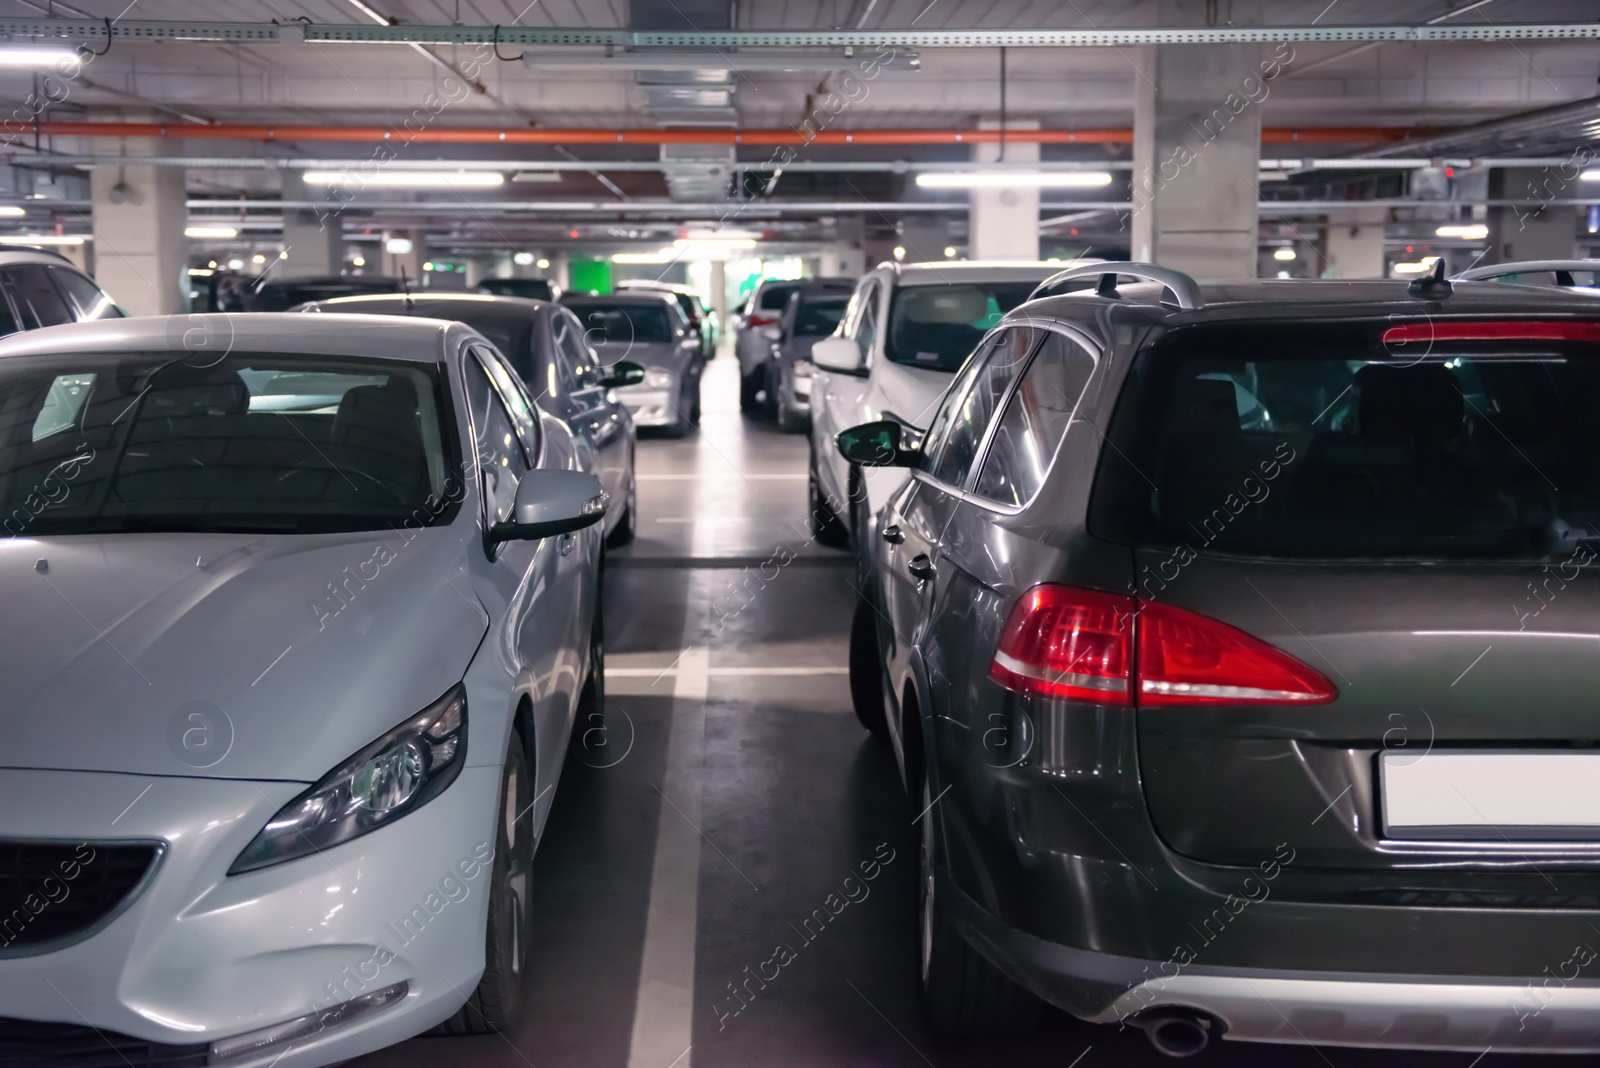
[1381,751,1600,840]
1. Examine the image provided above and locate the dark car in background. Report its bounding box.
[617,280,718,359]
[479,276,560,302]
[759,281,853,430]
[243,274,404,312]
[839,260,1600,1056]
[562,290,704,438]
[294,292,641,546]
[0,248,122,333]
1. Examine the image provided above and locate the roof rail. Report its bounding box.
[1029,261,1203,310]
[1454,259,1600,287]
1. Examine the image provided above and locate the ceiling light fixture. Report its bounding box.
[1581,170,1600,181]
[1393,257,1441,275]
[613,251,674,265]
[1272,247,1296,261]
[673,238,756,250]
[302,171,504,189]
[384,237,414,255]
[0,48,82,70]
[0,234,87,246]
[512,251,535,265]
[0,206,24,217]
[185,225,239,239]
[536,258,551,270]
[1436,224,1488,239]
[915,171,1113,190]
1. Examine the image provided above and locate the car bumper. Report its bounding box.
[0,765,501,1067]
[615,385,680,427]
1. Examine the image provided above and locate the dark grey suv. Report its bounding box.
[839,260,1600,1056]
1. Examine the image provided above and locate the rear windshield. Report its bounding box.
[567,303,673,344]
[0,353,457,537]
[758,283,800,311]
[480,278,554,301]
[1090,320,1600,562]
[886,282,1040,372]
[795,296,847,336]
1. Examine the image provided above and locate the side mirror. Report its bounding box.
[602,361,645,388]
[836,420,922,468]
[761,325,782,342]
[488,470,608,544]
[813,336,865,376]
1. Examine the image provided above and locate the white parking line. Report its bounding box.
[626,645,708,1068]
[608,665,848,677]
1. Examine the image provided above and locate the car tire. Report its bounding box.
[434,734,534,1036]
[605,461,636,549]
[740,369,762,413]
[808,438,850,549]
[919,773,1042,1038]
[848,595,888,737]
[665,383,689,439]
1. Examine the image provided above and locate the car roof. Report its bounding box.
[0,248,89,270]
[888,261,1063,286]
[0,312,464,363]
[302,292,552,320]
[1019,277,1600,329]
[561,291,679,306]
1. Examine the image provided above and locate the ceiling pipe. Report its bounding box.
[24,121,1418,146]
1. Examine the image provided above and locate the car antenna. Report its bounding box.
[1408,256,1453,299]
[400,266,414,310]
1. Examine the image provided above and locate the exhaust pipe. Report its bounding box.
[1132,1010,1214,1058]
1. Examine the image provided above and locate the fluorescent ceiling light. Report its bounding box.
[1393,257,1441,275]
[511,172,562,183]
[1258,170,1290,182]
[537,258,551,269]
[613,251,674,264]
[681,228,760,241]
[1436,224,1488,239]
[0,48,81,69]
[302,171,504,189]
[227,258,244,270]
[673,238,756,250]
[916,171,1113,190]
[384,237,414,255]
[512,251,535,265]
[1582,170,1600,181]
[188,268,215,277]
[185,225,238,239]
[1272,247,1296,261]
[0,234,86,246]
[0,207,24,217]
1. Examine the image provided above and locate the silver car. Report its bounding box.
[561,291,704,438]
[0,313,607,1066]
[762,282,853,432]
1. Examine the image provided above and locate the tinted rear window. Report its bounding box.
[1090,320,1600,562]
[759,283,800,311]
[795,296,847,336]
[568,303,673,344]
[885,282,1039,371]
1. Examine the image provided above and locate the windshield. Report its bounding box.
[0,353,457,537]
[568,303,674,345]
[1090,321,1600,562]
[757,283,800,312]
[795,296,848,337]
[885,282,1040,371]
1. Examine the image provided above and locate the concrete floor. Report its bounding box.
[352,356,1556,1068]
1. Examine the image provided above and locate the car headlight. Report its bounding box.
[793,359,813,377]
[228,685,467,874]
[643,366,674,389]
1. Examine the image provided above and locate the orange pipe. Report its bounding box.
[25,120,1420,147]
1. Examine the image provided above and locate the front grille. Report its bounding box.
[0,1018,207,1068]
[0,840,160,951]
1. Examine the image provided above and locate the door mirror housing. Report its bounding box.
[836,420,922,468]
[488,470,608,544]
[601,361,645,388]
[812,336,865,376]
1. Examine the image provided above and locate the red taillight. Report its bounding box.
[989,585,1337,707]
[747,312,779,328]
[1382,321,1600,344]
[989,586,1134,704]
[1137,600,1336,706]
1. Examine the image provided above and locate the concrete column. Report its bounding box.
[551,252,570,291]
[1320,208,1387,279]
[970,120,1039,261]
[818,242,866,278]
[279,170,343,280]
[898,217,951,264]
[381,231,424,285]
[1487,167,1578,264]
[89,132,188,316]
[708,259,727,341]
[1131,0,1269,278]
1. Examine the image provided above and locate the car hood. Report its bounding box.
[0,527,487,781]
[874,358,954,427]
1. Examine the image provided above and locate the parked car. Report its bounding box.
[736,277,851,406]
[617,279,717,359]
[0,311,608,1066]
[242,274,404,311]
[294,292,642,547]
[761,281,853,431]
[0,248,123,332]
[478,276,559,302]
[561,290,704,438]
[839,259,1600,1056]
[808,261,1061,560]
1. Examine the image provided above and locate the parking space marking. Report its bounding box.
[609,665,848,677]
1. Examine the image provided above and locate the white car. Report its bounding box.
[807,261,1063,556]
[0,313,607,1066]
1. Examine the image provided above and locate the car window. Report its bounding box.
[0,287,21,338]
[1090,321,1600,562]
[973,331,1098,507]
[759,283,799,311]
[555,312,602,390]
[885,282,1041,372]
[795,295,848,337]
[463,356,530,526]
[569,303,674,344]
[926,326,1042,489]
[853,281,881,357]
[3,266,75,329]
[50,268,122,321]
[0,352,455,536]
[473,346,541,463]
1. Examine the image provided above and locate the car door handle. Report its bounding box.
[559,533,576,556]
[881,524,904,544]
[907,554,935,582]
